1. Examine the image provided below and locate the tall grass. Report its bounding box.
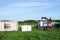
[0,28,60,40]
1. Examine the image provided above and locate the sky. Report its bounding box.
[0,0,60,21]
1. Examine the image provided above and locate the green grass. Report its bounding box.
[0,28,60,40]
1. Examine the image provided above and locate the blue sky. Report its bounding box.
[0,0,60,21]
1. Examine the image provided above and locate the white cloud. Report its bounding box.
[7,2,55,8]
[0,1,59,13]
[0,1,60,10]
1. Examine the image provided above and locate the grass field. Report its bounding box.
[0,27,60,40]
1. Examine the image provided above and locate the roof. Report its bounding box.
[0,20,18,22]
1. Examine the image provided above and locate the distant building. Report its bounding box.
[0,20,18,31]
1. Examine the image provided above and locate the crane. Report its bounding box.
[41,17,52,30]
